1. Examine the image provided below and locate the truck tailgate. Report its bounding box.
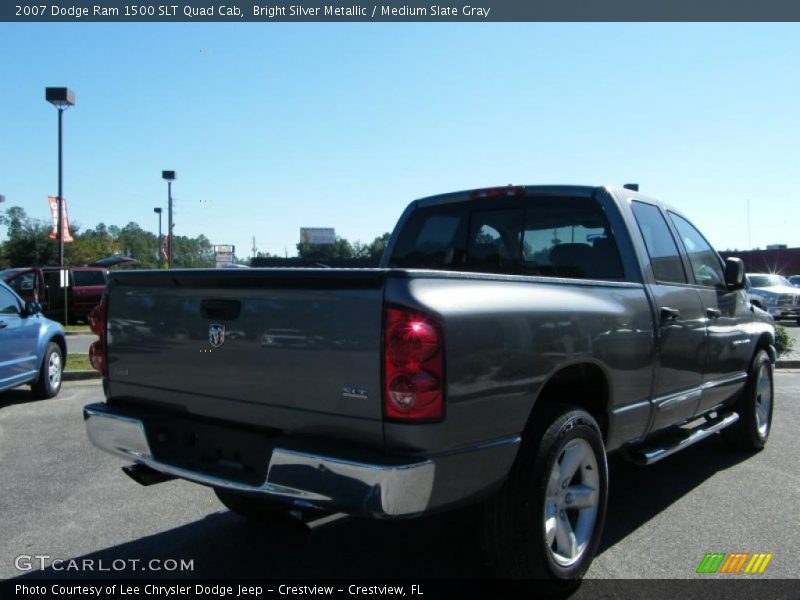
[105,269,387,446]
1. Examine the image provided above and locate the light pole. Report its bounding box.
[46,87,75,325]
[162,171,175,268]
[45,87,75,268]
[154,207,163,266]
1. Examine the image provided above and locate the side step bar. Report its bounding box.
[625,412,740,466]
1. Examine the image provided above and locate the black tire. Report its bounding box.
[480,405,608,588]
[30,342,63,399]
[722,349,774,451]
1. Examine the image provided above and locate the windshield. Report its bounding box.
[0,269,20,281]
[748,274,791,288]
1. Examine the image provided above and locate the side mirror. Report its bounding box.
[23,301,42,317]
[724,257,745,290]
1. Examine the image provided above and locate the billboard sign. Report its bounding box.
[300,228,335,245]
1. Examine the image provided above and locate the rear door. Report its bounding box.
[667,212,752,413]
[630,201,707,432]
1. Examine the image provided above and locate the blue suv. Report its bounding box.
[0,280,67,398]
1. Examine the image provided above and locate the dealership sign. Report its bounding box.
[214,244,235,267]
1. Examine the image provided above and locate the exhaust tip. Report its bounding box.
[122,463,176,486]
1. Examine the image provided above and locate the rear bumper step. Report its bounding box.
[625,412,740,466]
[84,403,435,517]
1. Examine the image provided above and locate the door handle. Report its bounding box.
[660,307,680,322]
[0,321,7,329]
[706,308,722,319]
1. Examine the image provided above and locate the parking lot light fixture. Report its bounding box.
[45,87,76,269]
[161,171,176,268]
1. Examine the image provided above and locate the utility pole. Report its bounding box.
[252,236,257,259]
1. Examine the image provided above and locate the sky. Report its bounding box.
[1,23,799,259]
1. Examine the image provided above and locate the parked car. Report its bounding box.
[0,266,108,324]
[788,275,800,287]
[84,185,775,588]
[0,280,67,398]
[746,273,800,323]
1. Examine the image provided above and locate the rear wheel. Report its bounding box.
[30,342,63,399]
[481,406,608,588]
[723,349,773,451]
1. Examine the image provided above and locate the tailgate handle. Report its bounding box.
[200,299,241,321]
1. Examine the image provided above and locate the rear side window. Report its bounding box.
[631,201,687,284]
[390,196,624,280]
[73,270,107,286]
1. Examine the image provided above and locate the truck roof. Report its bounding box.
[413,184,686,220]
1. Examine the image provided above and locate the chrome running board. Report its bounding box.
[626,412,740,466]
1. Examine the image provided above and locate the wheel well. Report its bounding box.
[755,332,776,363]
[527,363,610,442]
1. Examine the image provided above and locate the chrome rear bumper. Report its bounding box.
[84,403,437,517]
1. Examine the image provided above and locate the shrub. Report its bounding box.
[775,325,795,355]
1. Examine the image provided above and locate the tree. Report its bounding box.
[0,205,214,269]
[296,232,392,262]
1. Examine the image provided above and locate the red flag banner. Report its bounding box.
[48,196,74,243]
[161,234,170,260]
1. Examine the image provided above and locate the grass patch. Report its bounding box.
[66,354,92,371]
[63,324,90,334]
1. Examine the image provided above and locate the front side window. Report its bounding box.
[7,272,36,294]
[0,287,21,315]
[668,213,725,287]
[631,201,687,284]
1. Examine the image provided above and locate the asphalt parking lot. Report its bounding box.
[1,374,798,583]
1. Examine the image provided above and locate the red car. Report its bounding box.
[0,266,108,324]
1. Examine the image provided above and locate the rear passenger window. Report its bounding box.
[631,201,687,284]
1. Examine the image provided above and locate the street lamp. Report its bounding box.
[153,207,163,266]
[45,87,75,268]
[161,170,175,268]
[46,87,75,325]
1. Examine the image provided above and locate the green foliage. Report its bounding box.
[775,326,795,355]
[0,206,213,269]
[296,232,391,261]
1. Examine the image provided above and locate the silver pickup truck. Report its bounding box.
[84,185,775,587]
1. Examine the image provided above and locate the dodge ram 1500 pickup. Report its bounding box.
[84,185,776,587]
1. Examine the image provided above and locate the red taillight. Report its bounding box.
[88,294,108,376]
[384,307,444,420]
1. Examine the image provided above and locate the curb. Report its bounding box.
[63,370,101,381]
[776,360,800,369]
[64,331,92,336]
